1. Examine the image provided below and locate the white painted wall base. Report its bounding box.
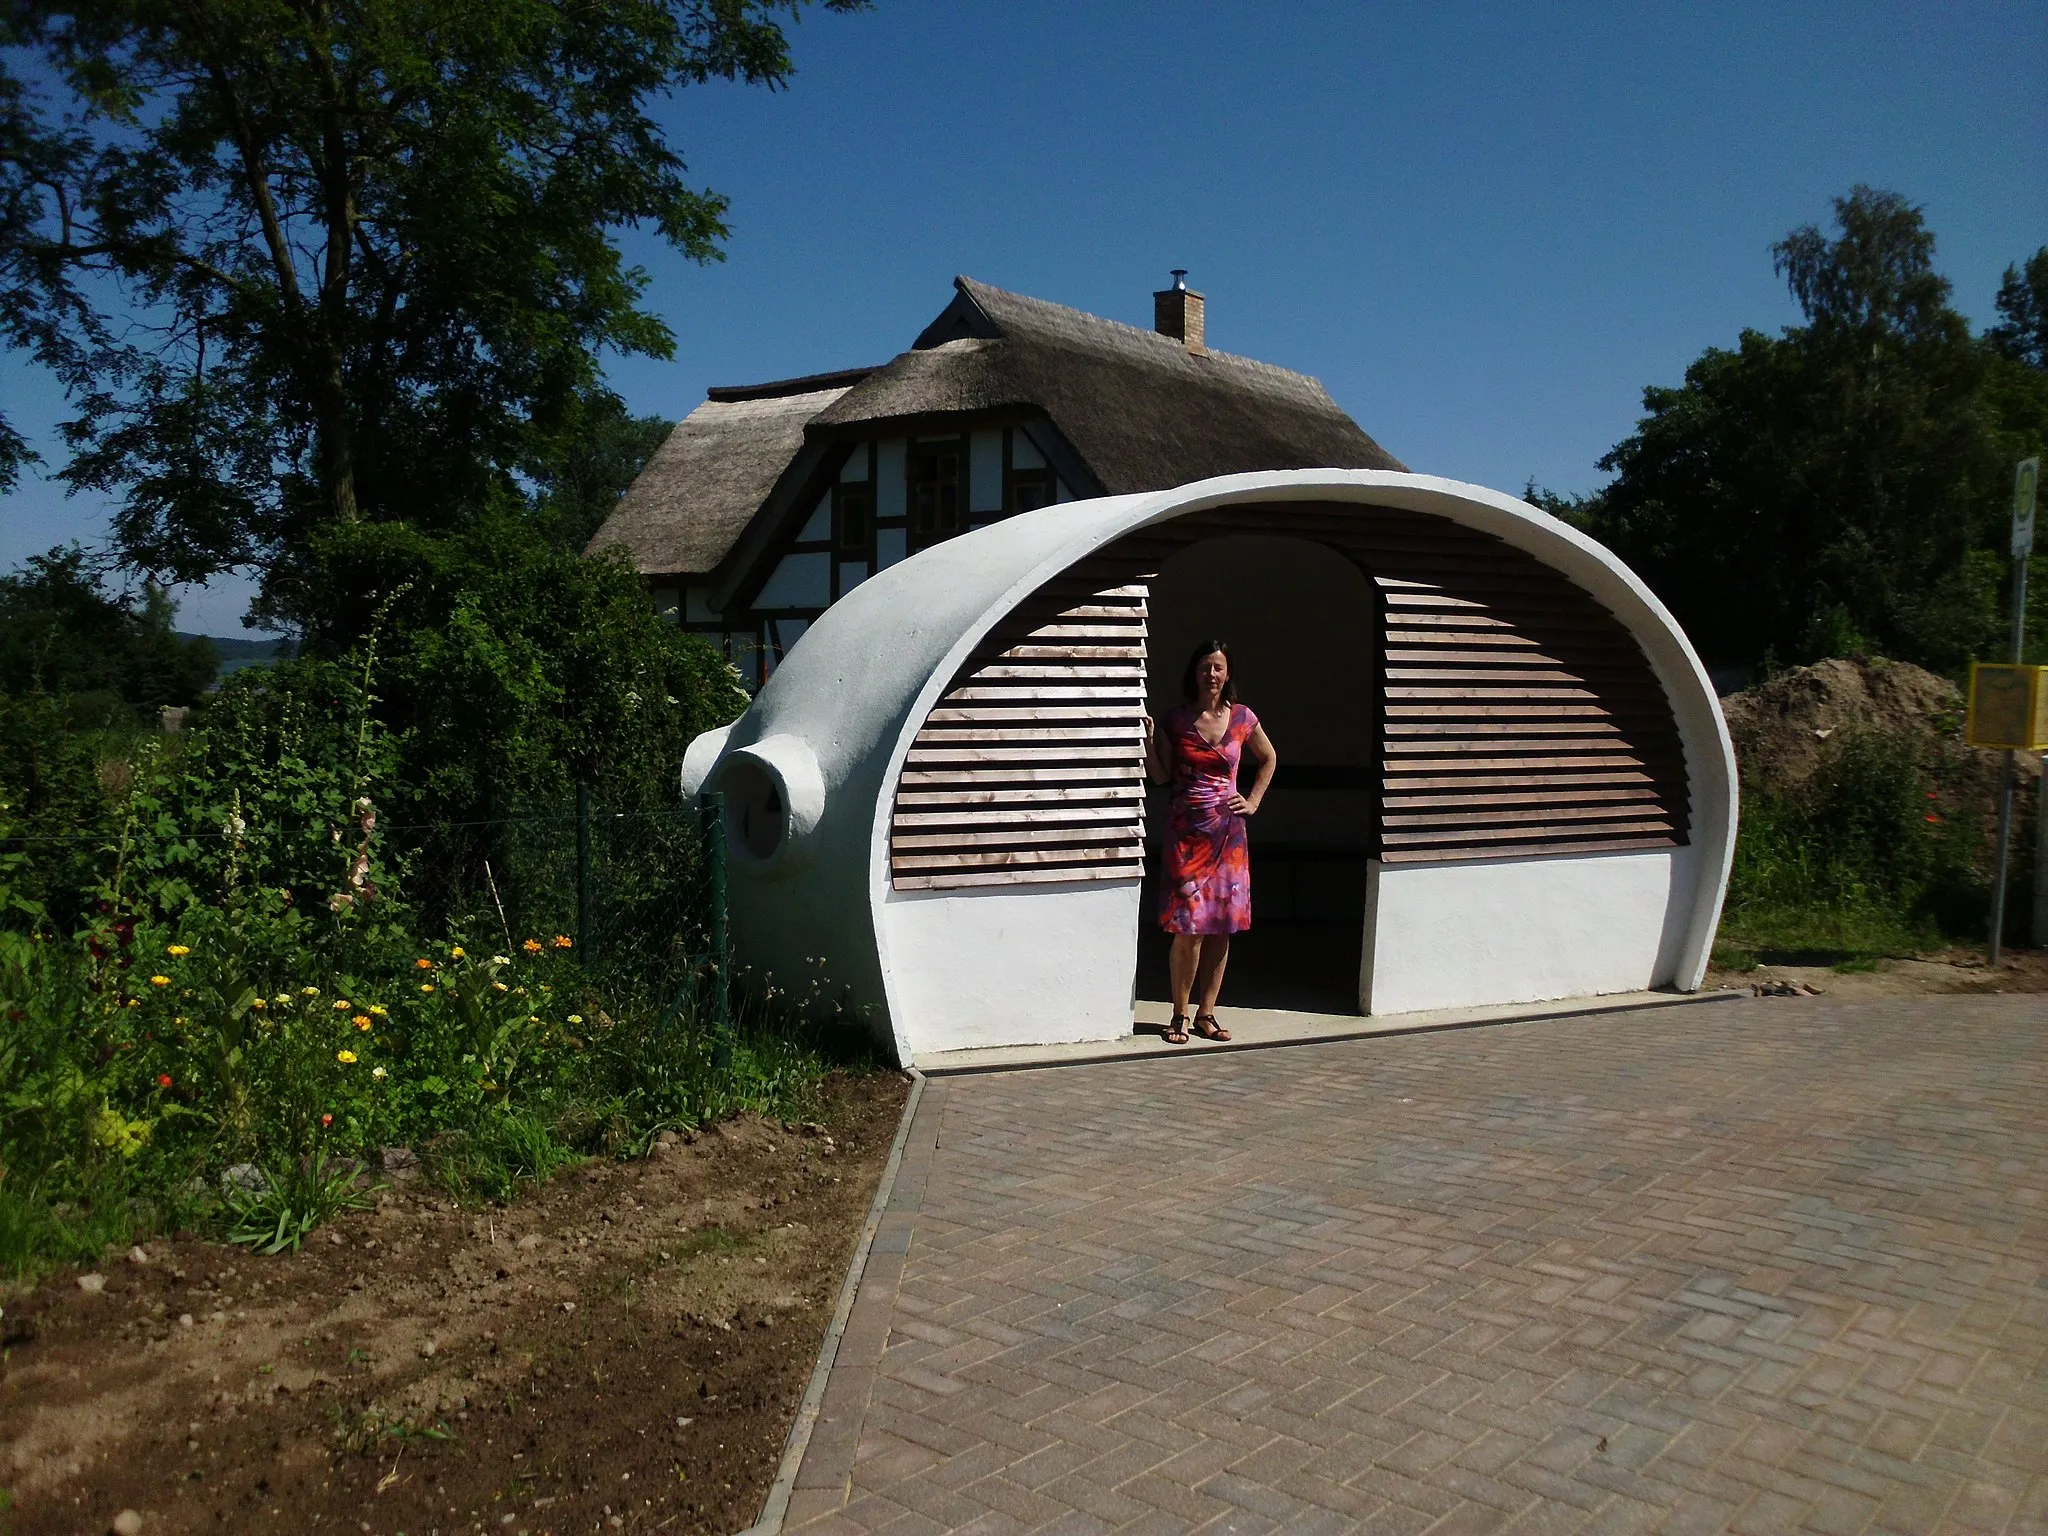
[1360,847,1700,1015]
[882,880,1141,1058]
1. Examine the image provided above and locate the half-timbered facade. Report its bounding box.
[588,275,1402,687]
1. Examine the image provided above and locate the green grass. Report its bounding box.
[669,1224,748,1261]
[1711,903,1945,972]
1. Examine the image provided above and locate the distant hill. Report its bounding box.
[179,633,297,680]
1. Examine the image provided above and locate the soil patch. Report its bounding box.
[0,1070,910,1536]
[1706,945,2048,997]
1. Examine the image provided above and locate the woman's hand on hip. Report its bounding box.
[1228,792,1254,816]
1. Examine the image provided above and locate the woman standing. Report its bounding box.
[1142,640,1278,1044]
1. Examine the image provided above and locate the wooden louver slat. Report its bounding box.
[890,559,1150,890]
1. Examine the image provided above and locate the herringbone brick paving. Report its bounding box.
[787,996,2048,1534]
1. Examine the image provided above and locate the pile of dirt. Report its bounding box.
[1720,655,2038,817]
[0,1070,909,1536]
[1720,656,1965,793]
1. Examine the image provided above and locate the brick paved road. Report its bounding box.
[787,996,2048,1535]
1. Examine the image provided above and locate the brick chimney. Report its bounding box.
[1153,270,1205,354]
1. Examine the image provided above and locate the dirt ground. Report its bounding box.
[1706,944,2048,998]
[0,1071,910,1536]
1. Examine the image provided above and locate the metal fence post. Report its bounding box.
[699,791,732,1072]
[1990,549,2031,964]
[575,780,593,966]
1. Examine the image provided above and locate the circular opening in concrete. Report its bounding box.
[720,756,785,860]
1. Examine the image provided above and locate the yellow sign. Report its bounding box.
[1966,663,2048,749]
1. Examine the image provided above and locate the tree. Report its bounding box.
[530,397,673,555]
[0,544,217,707]
[1988,247,2048,370]
[0,0,854,624]
[1577,188,2048,672]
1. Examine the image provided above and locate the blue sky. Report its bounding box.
[2,0,2042,634]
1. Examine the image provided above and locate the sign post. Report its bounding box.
[1989,457,2038,963]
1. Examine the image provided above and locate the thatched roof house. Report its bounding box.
[588,275,1402,686]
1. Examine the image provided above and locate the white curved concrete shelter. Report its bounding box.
[683,470,1738,1068]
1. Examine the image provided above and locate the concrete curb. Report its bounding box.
[916,987,1747,1077]
[736,1068,926,1536]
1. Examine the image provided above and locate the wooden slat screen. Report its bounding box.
[890,554,1153,889]
[1100,502,1689,866]
[889,502,1688,885]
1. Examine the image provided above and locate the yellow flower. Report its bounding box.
[149,975,171,987]
[551,934,572,949]
[420,983,435,994]
[522,938,543,955]
[174,1016,187,1025]
[492,981,509,993]
[367,1003,387,1016]
[301,986,319,997]
[336,1050,357,1064]
[251,997,267,1010]
[126,998,140,1008]
[352,1014,373,1031]
[567,1013,583,1025]
[450,945,466,959]
[332,998,351,1011]
[371,1066,387,1080]
[166,943,191,957]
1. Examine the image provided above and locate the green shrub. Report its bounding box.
[1719,726,1994,959]
[0,614,857,1278]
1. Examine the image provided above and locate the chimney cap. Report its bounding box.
[1169,268,1188,290]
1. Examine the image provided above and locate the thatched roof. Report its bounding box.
[814,278,1403,492]
[590,278,1403,579]
[584,376,865,577]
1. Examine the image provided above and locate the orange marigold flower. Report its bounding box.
[352,1014,373,1030]
[415,958,433,970]
[551,935,572,949]
[522,938,543,955]
[321,1112,334,1127]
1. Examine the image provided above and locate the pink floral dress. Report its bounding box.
[1158,703,1257,935]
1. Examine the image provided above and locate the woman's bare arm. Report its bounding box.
[1234,725,1277,815]
[1142,714,1173,784]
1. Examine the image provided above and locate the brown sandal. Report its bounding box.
[1193,1013,1231,1041]
[1163,1013,1191,1045]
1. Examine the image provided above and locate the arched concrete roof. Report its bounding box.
[689,470,1738,1064]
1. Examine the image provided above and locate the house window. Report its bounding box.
[835,483,872,554]
[1008,467,1057,515]
[908,441,965,550]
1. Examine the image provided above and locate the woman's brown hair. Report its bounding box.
[1180,640,1238,704]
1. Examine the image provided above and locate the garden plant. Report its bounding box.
[0,616,857,1277]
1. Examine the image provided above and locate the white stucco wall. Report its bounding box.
[1359,846,1701,1015]
[882,880,1143,1053]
